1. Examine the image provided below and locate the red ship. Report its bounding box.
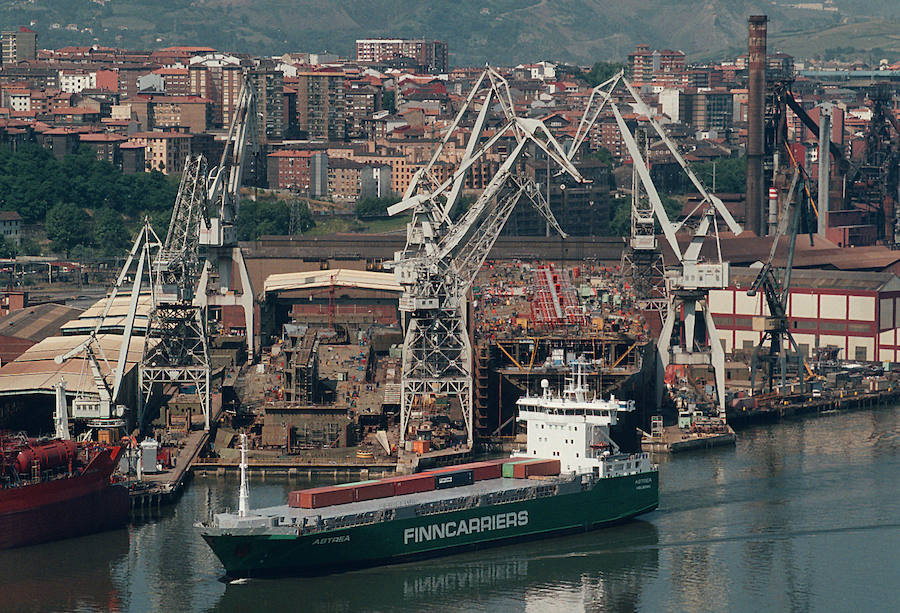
[0,432,129,549]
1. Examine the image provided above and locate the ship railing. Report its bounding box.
[415,495,480,517]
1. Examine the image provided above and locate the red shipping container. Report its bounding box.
[383,473,436,495]
[288,486,355,509]
[471,462,502,481]
[354,481,395,502]
[513,459,560,479]
[428,457,508,475]
[423,459,507,482]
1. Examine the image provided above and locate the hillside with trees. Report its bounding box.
[0,145,179,256]
[1,1,884,66]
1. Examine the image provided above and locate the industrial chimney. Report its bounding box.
[746,15,767,236]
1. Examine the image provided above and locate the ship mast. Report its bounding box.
[238,433,249,518]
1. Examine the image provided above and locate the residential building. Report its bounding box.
[189,54,243,128]
[148,95,213,133]
[328,157,365,202]
[58,69,97,93]
[628,44,686,85]
[267,149,315,191]
[79,133,127,168]
[346,84,381,139]
[129,131,192,173]
[0,211,22,246]
[120,141,146,174]
[296,71,346,140]
[1,27,37,65]
[249,61,284,142]
[356,38,448,73]
[153,67,191,96]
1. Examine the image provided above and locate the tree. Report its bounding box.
[381,90,396,114]
[586,61,627,87]
[585,147,614,166]
[234,198,314,240]
[93,208,131,256]
[694,157,746,194]
[46,202,91,255]
[0,234,16,258]
[355,195,399,218]
[289,199,315,234]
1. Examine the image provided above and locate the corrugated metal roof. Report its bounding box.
[662,233,900,272]
[264,269,401,294]
[60,292,152,333]
[730,266,900,291]
[0,333,155,396]
[0,303,82,342]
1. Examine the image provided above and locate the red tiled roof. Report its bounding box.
[80,133,127,142]
[268,149,315,158]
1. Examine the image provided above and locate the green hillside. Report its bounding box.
[0,0,897,65]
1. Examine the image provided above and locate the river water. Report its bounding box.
[2,405,899,613]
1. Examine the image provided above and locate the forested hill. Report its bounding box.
[3,1,899,65]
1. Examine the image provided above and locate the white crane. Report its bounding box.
[140,154,214,431]
[389,95,584,447]
[54,220,161,431]
[197,76,258,359]
[563,72,742,414]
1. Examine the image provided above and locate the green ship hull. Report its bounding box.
[201,471,658,578]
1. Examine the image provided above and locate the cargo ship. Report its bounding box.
[0,433,129,549]
[198,366,659,578]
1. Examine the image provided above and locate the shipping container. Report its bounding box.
[289,486,356,509]
[412,440,430,454]
[434,469,474,489]
[513,458,560,479]
[383,473,436,495]
[354,480,395,501]
[502,458,536,478]
[465,460,504,481]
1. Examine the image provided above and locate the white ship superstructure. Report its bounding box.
[515,364,654,478]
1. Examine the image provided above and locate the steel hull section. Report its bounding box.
[0,446,129,549]
[0,484,129,549]
[201,471,658,578]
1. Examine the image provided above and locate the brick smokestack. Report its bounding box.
[746,15,767,236]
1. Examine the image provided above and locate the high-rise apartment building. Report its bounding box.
[189,54,242,128]
[356,38,448,73]
[249,61,284,142]
[628,44,686,86]
[1,27,37,65]
[296,71,346,141]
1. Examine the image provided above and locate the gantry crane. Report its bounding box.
[140,155,213,431]
[566,71,742,415]
[54,220,161,433]
[746,143,819,394]
[389,103,583,448]
[197,76,258,358]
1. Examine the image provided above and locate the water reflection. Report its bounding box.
[0,528,129,612]
[212,521,659,613]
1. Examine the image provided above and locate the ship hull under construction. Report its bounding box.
[0,446,129,549]
[201,471,658,578]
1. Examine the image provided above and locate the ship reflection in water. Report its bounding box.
[213,521,659,613]
[0,528,129,612]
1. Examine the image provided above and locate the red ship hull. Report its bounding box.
[0,446,129,549]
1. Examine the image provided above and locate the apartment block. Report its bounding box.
[356,38,448,73]
[129,131,192,174]
[1,27,37,65]
[296,71,346,141]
